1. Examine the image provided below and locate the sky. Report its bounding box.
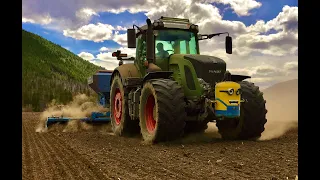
[22,0,298,89]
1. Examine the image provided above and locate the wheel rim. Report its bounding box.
[114,88,122,125]
[145,95,156,133]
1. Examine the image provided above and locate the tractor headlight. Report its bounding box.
[236,89,242,95]
[227,88,234,95]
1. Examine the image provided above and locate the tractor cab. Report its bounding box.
[126,16,232,76]
[154,29,199,71]
[135,28,199,72]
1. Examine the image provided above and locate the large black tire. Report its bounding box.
[216,81,267,140]
[139,79,187,143]
[110,73,139,136]
[184,121,208,134]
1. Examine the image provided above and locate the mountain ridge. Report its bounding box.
[22,29,103,111]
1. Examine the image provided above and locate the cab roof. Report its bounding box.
[139,16,194,31]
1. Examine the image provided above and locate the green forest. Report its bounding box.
[22,29,104,111]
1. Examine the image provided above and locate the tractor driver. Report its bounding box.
[156,43,169,59]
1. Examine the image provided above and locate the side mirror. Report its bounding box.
[127,29,136,48]
[225,36,232,54]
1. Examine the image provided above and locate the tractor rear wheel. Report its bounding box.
[110,74,139,136]
[139,79,186,143]
[216,81,267,140]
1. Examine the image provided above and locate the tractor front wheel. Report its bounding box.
[110,73,139,136]
[216,81,267,140]
[139,79,186,143]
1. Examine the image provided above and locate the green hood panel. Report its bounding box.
[184,54,226,86]
[168,54,203,97]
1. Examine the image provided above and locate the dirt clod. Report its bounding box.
[216,159,223,163]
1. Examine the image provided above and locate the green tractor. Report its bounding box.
[110,16,267,143]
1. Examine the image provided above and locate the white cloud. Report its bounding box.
[77,47,136,70]
[284,61,298,71]
[228,61,297,88]
[22,17,35,23]
[76,8,99,21]
[234,6,298,57]
[96,47,135,69]
[78,52,95,61]
[62,24,128,43]
[247,6,298,34]
[22,15,52,25]
[77,51,120,70]
[117,47,136,57]
[96,52,114,61]
[63,23,114,42]
[201,48,230,62]
[115,26,128,31]
[266,5,298,33]
[22,0,262,30]
[251,65,287,77]
[22,0,146,30]
[99,47,109,52]
[228,65,287,77]
[113,31,127,46]
[235,31,297,56]
[97,47,135,61]
[208,0,262,16]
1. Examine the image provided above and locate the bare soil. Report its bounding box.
[23,112,298,180]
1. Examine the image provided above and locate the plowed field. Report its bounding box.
[22,112,298,180]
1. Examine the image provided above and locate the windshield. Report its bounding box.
[155,30,198,59]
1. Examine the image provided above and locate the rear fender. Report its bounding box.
[142,71,173,84]
[110,64,141,85]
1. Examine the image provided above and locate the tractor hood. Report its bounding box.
[184,54,226,85]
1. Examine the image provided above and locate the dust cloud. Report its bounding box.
[36,94,109,133]
[258,79,298,141]
[205,122,220,137]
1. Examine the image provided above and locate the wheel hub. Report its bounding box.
[146,95,156,133]
[114,89,122,125]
